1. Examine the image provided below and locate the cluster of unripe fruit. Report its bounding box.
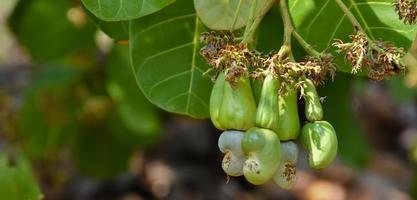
[210,71,338,189]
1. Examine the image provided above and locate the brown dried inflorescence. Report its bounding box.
[200,31,336,86]
[369,40,405,80]
[298,54,337,85]
[333,31,370,74]
[200,31,264,84]
[394,0,417,24]
[266,53,336,89]
[333,31,405,80]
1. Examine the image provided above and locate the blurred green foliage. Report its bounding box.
[8,0,96,62]
[7,0,162,185]
[0,152,42,200]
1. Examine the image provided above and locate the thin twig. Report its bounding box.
[279,0,321,57]
[242,0,276,44]
[334,0,363,31]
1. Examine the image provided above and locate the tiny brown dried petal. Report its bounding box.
[394,0,417,24]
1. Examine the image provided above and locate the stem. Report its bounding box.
[292,31,320,56]
[279,0,321,57]
[280,0,292,46]
[242,0,276,44]
[230,0,244,31]
[334,0,363,31]
[278,0,292,60]
[242,0,258,43]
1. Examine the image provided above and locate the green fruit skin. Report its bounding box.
[255,74,280,132]
[273,141,298,189]
[242,127,281,185]
[210,73,227,130]
[277,83,300,141]
[217,75,257,131]
[301,121,337,169]
[304,79,323,122]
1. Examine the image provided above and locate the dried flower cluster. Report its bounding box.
[394,0,417,24]
[200,31,336,87]
[369,40,405,80]
[296,54,337,85]
[333,31,405,80]
[333,31,370,74]
[266,54,336,89]
[200,31,263,83]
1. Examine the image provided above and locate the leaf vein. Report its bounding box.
[349,0,375,39]
[166,92,188,105]
[148,70,191,95]
[326,5,350,48]
[143,42,193,62]
[138,13,196,35]
[186,17,200,113]
[305,0,332,41]
[192,93,209,110]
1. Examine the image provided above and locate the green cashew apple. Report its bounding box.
[301,121,337,169]
[255,74,280,132]
[277,83,300,141]
[209,72,257,131]
[303,78,323,122]
[242,127,281,185]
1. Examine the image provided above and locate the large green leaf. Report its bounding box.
[0,153,42,200]
[9,0,96,61]
[288,0,417,72]
[193,0,275,30]
[85,7,129,40]
[130,0,212,118]
[106,45,161,146]
[81,0,175,21]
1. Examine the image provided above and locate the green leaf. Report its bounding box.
[0,153,43,200]
[193,0,275,30]
[8,0,96,61]
[130,0,212,118]
[85,7,129,40]
[106,45,161,146]
[81,0,175,21]
[288,0,417,73]
[19,65,81,158]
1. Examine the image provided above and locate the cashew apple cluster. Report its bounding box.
[212,71,337,189]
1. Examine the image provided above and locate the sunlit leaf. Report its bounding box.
[130,0,212,118]
[81,0,175,21]
[289,0,417,73]
[193,0,275,30]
